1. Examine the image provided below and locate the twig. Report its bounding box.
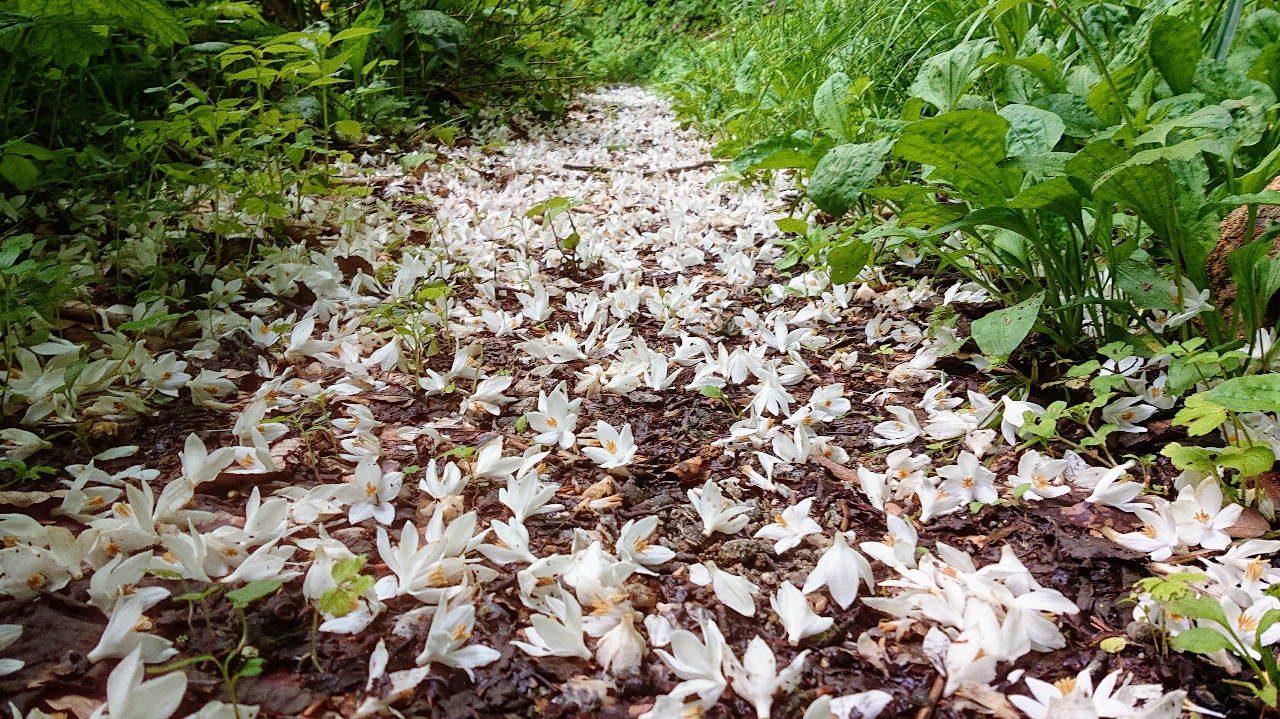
[839,498,850,532]
[915,674,945,719]
[643,159,720,176]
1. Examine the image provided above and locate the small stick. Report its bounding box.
[839,499,850,532]
[915,674,945,719]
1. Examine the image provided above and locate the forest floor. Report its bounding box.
[0,87,1234,719]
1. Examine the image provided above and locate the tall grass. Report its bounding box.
[655,0,984,152]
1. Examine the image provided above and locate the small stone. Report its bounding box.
[717,538,767,568]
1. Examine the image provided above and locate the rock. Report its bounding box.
[509,396,538,416]
[512,378,543,396]
[717,538,768,568]
[628,391,663,404]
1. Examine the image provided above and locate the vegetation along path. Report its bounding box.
[0,84,1263,719]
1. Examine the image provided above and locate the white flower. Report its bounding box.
[723,636,809,719]
[999,396,1045,444]
[418,458,467,499]
[87,646,186,719]
[1171,477,1243,551]
[499,471,564,523]
[1112,497,1184,561]
[689,561,758,617]
[808,384,850,421]
[582,421,636,468]
[1084,462,1143,511]
[754,497,822,554]
[1008,450,1070,500]
[748,371,794,417]
[0,429,50,462]
[512,587,592,659]
[860,514,918,570]
[343,457,403,525]
[616,516,675,569]
[1207,594,1280,659]
[462,376,515,415]
[471,438,524,482]
[872,406,921,446]
[917,479,963,522]
[937,451,997,504]
[1101,396,1157,434]
[638,696,704,719]
[1011,667,1187,719]
[179,433,236,485]
[596,610,646,675]
[415,595,501,680]
[771,581,833,645]
[477,518,537,565]
[526,382,581,449]
[689,479,751,536]
[802,531,875,609]
[654,616,729,709]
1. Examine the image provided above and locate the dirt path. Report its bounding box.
[0,87,1229,719]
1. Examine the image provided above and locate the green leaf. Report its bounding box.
[331,555,367,584]
[1161,442,1218,472]
[907,39,993,113]
[117,312,187,333]
[514,415,528,433]
[319,587,354,617]
[1171,594,1230,625]
[699,385,726,400]
[826,240,874,285]
[1115,261,1176,311]
[807,138,893,217]
[729,132,822,174]
[237,656,265,678]
[999,104,1065,156]
[1171,626,1235,654]
[893,110,1018,207]
[813,72,852,143]
[406,10,468,42]
[774,218,808,235]
[1217,444,1276,477]
[226,579,281,609]
[333,27,380,44]
[1173,394,1229,436]
[0,153,39,192]
[1150,14,1201,95]
[1204,375,1280,413]
[333,120,362,137]
[970,293,1044,358]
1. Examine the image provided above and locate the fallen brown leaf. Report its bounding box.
[46,695,100,719]
[662,456,704,483]
[955,682,1020,719]
[1228,507,1271,539]
[813,454,858,483]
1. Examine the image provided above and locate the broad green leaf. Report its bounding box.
[1219,191,1280,209]
[226,579,282,609]
[1204,375,1280,413]
[807,138,893,217]
[729,132,822,174]
[342,0,384,85]
[1150,14,1200,95]
[1170,627,1235,654]
[333,120,362,137]
[999,104,1065,156]
[319,587,354,617]
[774,218,808,235]
[1114,260,1176,311]
[1217,444,1276,477]
[907,39,993,113]
[1030,94,1104,138]
[1171,594,1230,625]
[331,555,367,584]
[826,241,874,285]
[813,72,852,143]
[971,292,1044,358]
[405,10,468,42]
[893,110,1017,207]
[1007,177,1083,222]
[0,154,39,192]
[1161,442,1218,472]
[734,49,760,96]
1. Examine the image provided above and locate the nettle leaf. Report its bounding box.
[1115,260,1176,311]
[826,241,874,285]
[1171,627,1235,654]
[970,293,1043,358]
[807,138,893,217]
[226,579,281,609]
[1204,374,1280,413]
[813,72,852,143]
[893,110,1017,207]
[999,104,1065,156]
[1150,14,1201,95]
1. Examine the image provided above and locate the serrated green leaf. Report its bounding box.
[1204,375,1280,414]
[331,555,367,584]
[1217,444,1276,477]
[1173,395,1228,436]
[319,587,353,617]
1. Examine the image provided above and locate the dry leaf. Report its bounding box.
[954,682,1020,719]
[813,454,858,483]
[662,456,704,483]
[1228,507,1270,539]
[46,695,101,719]
[0,490,66,507]
[575,477,615,511]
